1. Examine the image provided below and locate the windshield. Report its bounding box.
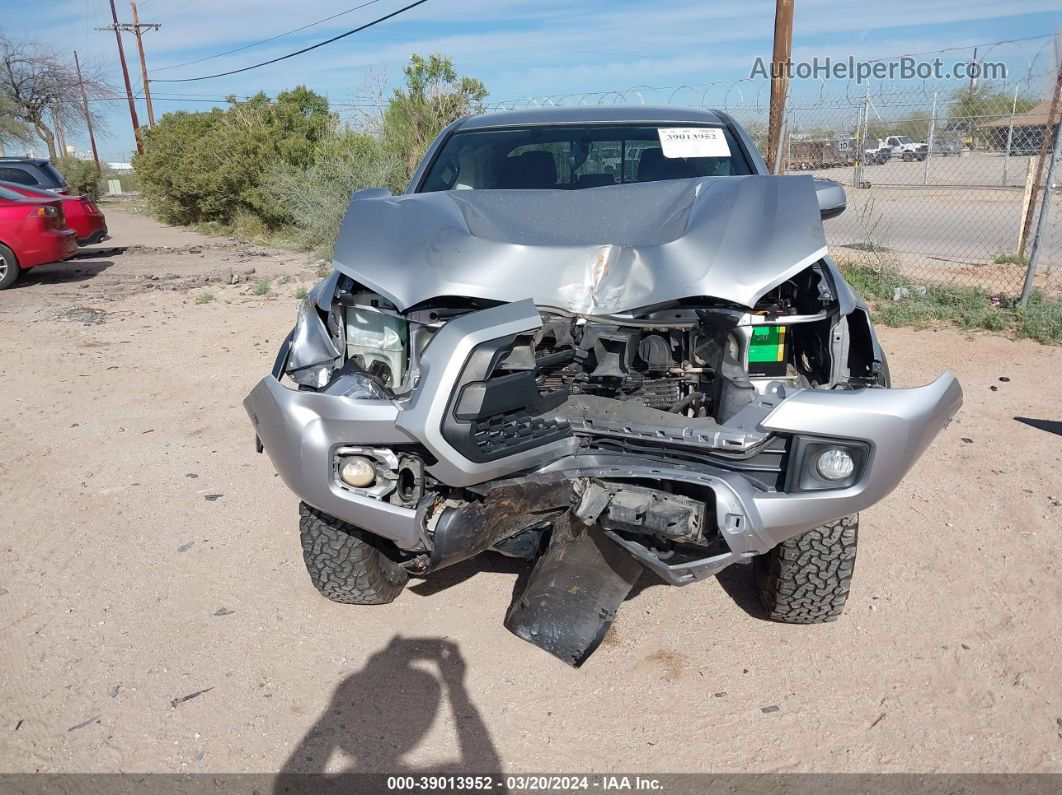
[418,123,752,192]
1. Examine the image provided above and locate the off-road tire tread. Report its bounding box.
[754,514,858,623]
[298,503,408,605]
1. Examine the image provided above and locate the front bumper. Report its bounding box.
[245,300,962,569]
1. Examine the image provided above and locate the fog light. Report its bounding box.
[816,448,855,481]
[338,456,376,488]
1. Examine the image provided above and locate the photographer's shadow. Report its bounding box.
[275,636,502,791]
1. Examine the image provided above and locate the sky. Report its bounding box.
[2,0,1060,161]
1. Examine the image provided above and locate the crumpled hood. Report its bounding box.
[332,175,828,313]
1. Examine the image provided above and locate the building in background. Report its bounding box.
[979,101,1062,154]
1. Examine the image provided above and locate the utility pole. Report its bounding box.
[98,0,142,153]
[123,0,160,126]
[767,0,794,173]
[74,51,102,176]
[968,46,978,91]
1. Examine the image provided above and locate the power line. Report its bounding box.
[43,94,389,108]
[152,0,386,73]
[151,0,430,83]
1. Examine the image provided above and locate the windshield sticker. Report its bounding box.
[657,127,731,158]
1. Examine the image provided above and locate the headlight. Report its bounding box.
[323,371,391,400]
[345,292,408,388]
[282,280,408,395]
[815,448,855,481]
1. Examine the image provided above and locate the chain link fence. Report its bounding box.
[485,68,1062,299]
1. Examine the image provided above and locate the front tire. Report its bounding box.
[299,503,409,604]
[753,514,858,623]
[0,244,21,290]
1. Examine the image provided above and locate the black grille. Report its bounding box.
[442,334,573,463]
[587,434,790,491]
[473,412,571,456]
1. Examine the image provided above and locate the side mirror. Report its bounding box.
[814,178,846,220]
[351,187,393,201]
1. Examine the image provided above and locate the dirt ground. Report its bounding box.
[1,207,1060,775]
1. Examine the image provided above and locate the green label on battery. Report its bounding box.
[748,325,786,363]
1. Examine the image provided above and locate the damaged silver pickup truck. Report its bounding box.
[245,107,962,666]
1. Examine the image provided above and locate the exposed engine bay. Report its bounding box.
[306,259,884,430]
[284,261,888,561]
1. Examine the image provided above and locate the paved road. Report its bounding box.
[825,187,1028,262]
[812,150,1038,189]
[808,153,1062,291]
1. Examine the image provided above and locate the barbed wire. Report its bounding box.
[483,67,1055,115]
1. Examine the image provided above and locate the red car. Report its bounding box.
[0,184,78,290]
[0,181,108,245]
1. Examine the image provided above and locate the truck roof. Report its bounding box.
[456,105,730,131]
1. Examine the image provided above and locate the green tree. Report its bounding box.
[131,55,489,250]
[378,54,486,190]
[133,108,222,224]
[134,86,333,225]
[947,84,1035,131]
[55,156,99,196]
[261,129,398,255]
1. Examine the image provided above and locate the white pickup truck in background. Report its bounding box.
[884,135,928,161]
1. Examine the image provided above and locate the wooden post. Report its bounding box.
[1017,158,1035,254]
[74,51,102,176]
[129,0,156,126]
[767,0,794,173]
[104,0,142,154]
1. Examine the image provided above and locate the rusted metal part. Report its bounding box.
[427,475,572,571]
[504,513,644,667]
